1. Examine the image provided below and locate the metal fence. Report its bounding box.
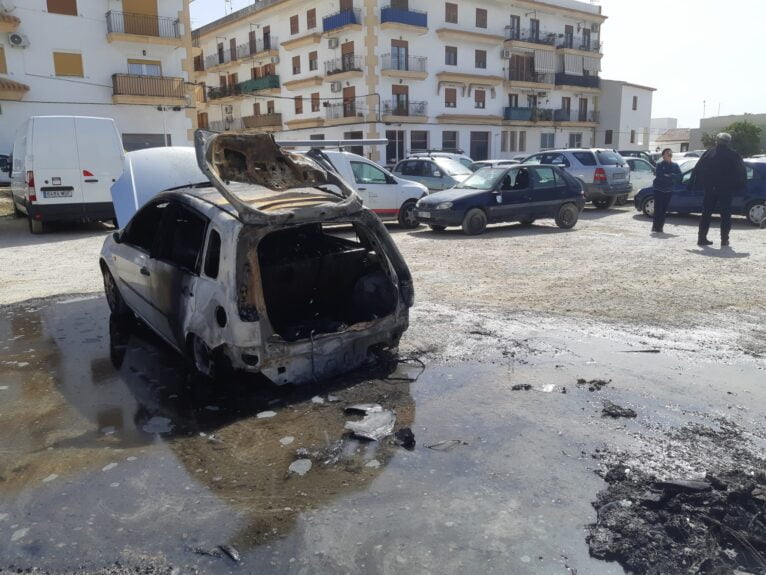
[112,74,185,98]
[106,11,180,38]
[507,69,555,84]
[382,100,427,116]
[325,55,364,75]
[555,73,600,88]
[325,98,375,120]
[504,26,556,45]
[323,8,361,32]
[380,54,427,72]
[380,6,427,27]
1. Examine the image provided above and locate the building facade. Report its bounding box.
[689,113,766,153]
[0,0,196,155]
[194,0,607,163]
[595,79,654,151]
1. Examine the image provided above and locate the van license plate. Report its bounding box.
[417,211,431,219]
[44,190,73,198]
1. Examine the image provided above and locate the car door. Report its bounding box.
[147,201,209,349]
[493,167,532,221]
[112,200,169,325]
[669,169,701,213]
[733,165,756,213]
[627,158,655,195]
[528,166,561,217]
[350,159,394,215]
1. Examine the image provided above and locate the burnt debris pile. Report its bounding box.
[588,465,766,574]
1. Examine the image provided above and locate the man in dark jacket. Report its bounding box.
[695,132,747,246]
[651,148,682,234]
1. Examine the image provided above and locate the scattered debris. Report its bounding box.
[11,527,29,542]
[42,474,58,483]
[345,410,396,441]
[311,396,325,404]
[540,384,556,393]
[279,436,295,446]
[218,544,241,563]
[190,546,222,559]
[102,463,118,472]
[256,410,277,419]
[326,395,341,403]
[601,400,637,419]
[427,440,468,452]
[621,349,661,354]
[142,416,174,434]
[511,384,532,391]
[345,403,384,414]
[288,459,312,476]
[365,460,381,469]
[394,428,416,450]
[577,378,611,391]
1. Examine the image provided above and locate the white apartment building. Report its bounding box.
[0,0,196,155]
[596,79,654,151]
[193,0,607,163]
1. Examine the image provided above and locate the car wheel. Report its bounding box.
[429,225,446,232]
[28,215,44,234]
[102,265,130,317]
[615,195,629,206]
[592,197,616,210]
[641,196,655,218]
[191,334,216,379]
[555,203,579,229]
[461,208,487,236]
[746,201,766,226]
[519,217,536,226]
[397,200,420,229]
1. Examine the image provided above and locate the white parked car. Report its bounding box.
[100,132,414,385]
[624,157,655,200]
[407,151,474,169]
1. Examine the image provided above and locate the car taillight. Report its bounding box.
[594,167,607,184]
[83,169,94,177]
[26,171,36,202]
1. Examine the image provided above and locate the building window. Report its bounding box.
[253,102,261,116]
[292,55,301,75]
[309,51,318,71]
[392,84,409,114]
[442,131,458,152]
[310,134,325,140]
[294,95,303,114]
[52,52,84,77]
[444,87,457,108]
[307,8,316,29]
[476,8,487,28]
[411,130,428,153]
[630,129,636,144]
[569,133,582,148]
[501,131,508,152]
[445,46,457,66]
[290,14,299,35]
[445,2,458,24]
[127,59,161,76]
[311,92,320,112]
[530,18,540,41]
[519,130,526,152]
[541,132,555,150]
[508,93,518,108]
[474,89,485,109]
[605,129,613,145]
[475,49,486,69]
[0,46,6,74]
[267,100,275,114]
[509,131,518,152]
[47,0,77,16]
[632,96,638,111]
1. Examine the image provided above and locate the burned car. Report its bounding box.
[99,131,414,384]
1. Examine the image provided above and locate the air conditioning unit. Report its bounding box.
[270,56,280,64]
[330,81,342,93]
[328,37,339,49]
[224,105,233,114]
[501,48,512,59]
[8,32,29,48]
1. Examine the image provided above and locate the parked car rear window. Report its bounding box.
[399,161,424,177]
[433,158,472,176]
[596,151,625,166]
[533,167,557,189]
[157,204,207,273]
[573,152,597,166]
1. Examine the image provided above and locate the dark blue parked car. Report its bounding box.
[414,165,586,235]
[634,160,766,226]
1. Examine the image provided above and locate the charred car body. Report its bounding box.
[100,131,414,384]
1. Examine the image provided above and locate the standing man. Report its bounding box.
[651,148,681,234]
[695,132,747,247]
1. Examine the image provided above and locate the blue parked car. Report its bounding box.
[634,159,766,226]
[414,165,586,235]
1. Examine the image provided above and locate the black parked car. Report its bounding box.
[414,165,586,235]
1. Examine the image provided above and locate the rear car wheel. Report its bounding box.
[746,201,766,226]
[28,215,44,234]
[555,203,579,229]
[429,225,446,232]
[397,200,420,229]
[642,196,655,218]
[462,208,487,236]
[102,266,130,317]
[592,197,616,210]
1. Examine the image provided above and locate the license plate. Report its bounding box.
[44,190,73,198]
[417,211,431,219]
[613,173,625,180]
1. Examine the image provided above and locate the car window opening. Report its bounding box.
[251,223,398,342]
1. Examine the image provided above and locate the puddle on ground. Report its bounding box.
[0,297,764,574]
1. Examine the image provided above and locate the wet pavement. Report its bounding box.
[1,296,765,574]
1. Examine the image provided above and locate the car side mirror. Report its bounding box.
[112,231,122,243]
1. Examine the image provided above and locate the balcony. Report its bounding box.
[0,12,21,33]
[205,49,233,70]
[504,26,557,47]
[325,97,375,124]
[382,100,427,119]
[555,73,601,89]
[210,118,244,132]
[112,74,185,105]
[324,55,364,78]
[242,113,283,129]
[106,11,182,46]
[380,6,427,31]
[207,75,280,100]
[503,107,552,122]
[557,37,602,54]
[506,69,555,86]
[381,54,428,79]
[323,9,361,33]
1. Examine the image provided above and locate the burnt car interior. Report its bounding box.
[256,223,397,342]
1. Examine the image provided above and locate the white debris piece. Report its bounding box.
[288,459,312,476]
[345,410,396,441]
[311,396,325,404]
[280,436,295,446]
[142,416,174,434]
[365,460,381,469]
[345,403,384,414]
[42,474,58,483]
[102,463,118,472]
[11,528,29,542]
[257,411,277,419]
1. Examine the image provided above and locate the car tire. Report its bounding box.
[555,203,579,229]
[519,217,536,226]
[462,208,487,236]
[397,200,420,229]
[190,334,216,379]
[429,225,446,232]
[615,195,629,206]
[592,197,616,210]
[101,265,130,317]
[641,196,655,218]
[746,200,766,226]
[28,215,44,234]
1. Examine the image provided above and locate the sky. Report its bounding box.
[190,0,766,129]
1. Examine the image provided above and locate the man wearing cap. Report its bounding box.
[694,132,747,247]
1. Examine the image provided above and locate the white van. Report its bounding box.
[11,116,125,233]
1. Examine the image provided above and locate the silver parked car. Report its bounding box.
[393,157,473,191]
[522,148,632,208]
[624,157,655,201]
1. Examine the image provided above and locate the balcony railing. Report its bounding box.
[380,6,427,28]
[382,100,427,116]
[323,8,361,33]
[507,69,555,84]
[242,113,283,128]
[207,75,280,100]
[112,74,185,99]
[381,54,427,73]
[326,97,375,120]
[210,118,245,132]
[106,11,180,38]
[325,55,363,75]
[206,49,233,69]
[205,37,278,69]
[557,36,602,53]
[504,26,556,46]
[555,73,600,88]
